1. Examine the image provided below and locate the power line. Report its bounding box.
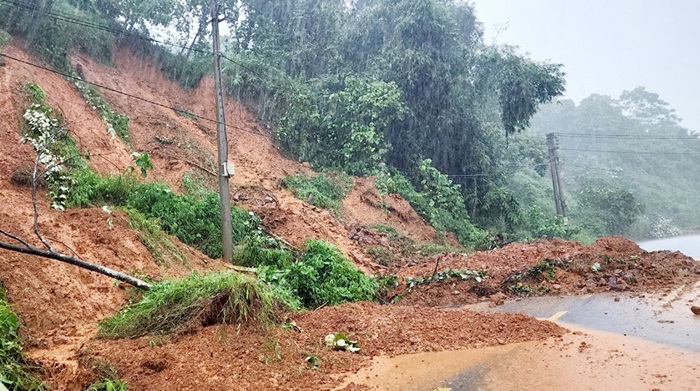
[560,147,700,156]
[0,52,273,142]
[0,0,212,56]
[556,132,698,140]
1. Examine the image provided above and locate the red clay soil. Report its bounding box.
[86,302,564,391]
[398,237,700,307]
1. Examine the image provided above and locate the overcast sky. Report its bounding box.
[471,0,700,132]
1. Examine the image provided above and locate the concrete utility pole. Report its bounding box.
[546,133,568,221]
[211,0,234,262]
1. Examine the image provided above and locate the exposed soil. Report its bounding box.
[398,237,700,308]
[1,42,699,390]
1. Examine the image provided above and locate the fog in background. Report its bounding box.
[472,0,700,133]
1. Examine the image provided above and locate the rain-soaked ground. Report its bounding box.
[341,286,700,391]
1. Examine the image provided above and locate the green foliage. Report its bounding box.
[131,152,152,177]
[286,240,376,308]
[0,29,10,48]
[85,379,128,391]
[126,209,186,266]
[258,240,376,309]
[376,163,486,246]
[0,287,46,391]
[281,172,352,212]
[21,83,86,211]
[74,80,130,144]
[518,206,581,240]
[405,268,486,291]
[64,171,260,259]
[99,272,278,338]
[574,177,644,237]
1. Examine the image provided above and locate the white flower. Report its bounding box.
[324,334,336,345]
[102,205,113,215]
[335,339,347,347]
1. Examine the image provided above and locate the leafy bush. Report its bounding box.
[279,240,376,309]
[281,172,352,211]
[0,287,45,390]
[64,172,261,259]
[99,272,278,338]
[22,83,86,210]
[376,164,486,247]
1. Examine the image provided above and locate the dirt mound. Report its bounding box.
[398,237,699,307]
[342,177,437,242]
[87,302,564,391]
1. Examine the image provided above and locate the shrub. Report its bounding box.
[282,240,376,308]
[64,173,260,259]
[281,172,352,212]
[99,272,278,338]
[376,165,487,247]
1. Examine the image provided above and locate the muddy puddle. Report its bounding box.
[341,323,700,391]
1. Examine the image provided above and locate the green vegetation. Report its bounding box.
[85,379,128,391]
[64,170,260,259]
[99,272,277,338]
[1,0,585,245]
[21,83,86,211]
[74,80,130,145]
[281,172,352,212]
[257,240,377,310]
[376,163,487,246]
[517,88,700,239]
[126,210,186,266]
[405,269,486,291]
[0,286,46,391]
[0,29,10,48]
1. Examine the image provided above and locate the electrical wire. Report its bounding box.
[0,52,273,142]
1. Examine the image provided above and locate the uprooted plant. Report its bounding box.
[99,272,279,338]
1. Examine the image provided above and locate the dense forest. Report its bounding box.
[1,0,696,245]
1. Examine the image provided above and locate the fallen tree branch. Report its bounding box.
[0,238,152,290]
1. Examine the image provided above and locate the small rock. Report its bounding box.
[496,338,506,345]
[552,284,562,290]
[691,306,700,315]
[489,292,507,306]
[614,297,620,302]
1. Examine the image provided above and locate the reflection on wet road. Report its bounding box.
[468,285,700,351]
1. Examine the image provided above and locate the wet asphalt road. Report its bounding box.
[470,288,700,352]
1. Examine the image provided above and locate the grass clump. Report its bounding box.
[126,210,186,266]
[99,272,278,338]
[0,287,46,391]
[281,171,352,212]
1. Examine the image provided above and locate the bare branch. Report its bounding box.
[0,239,152,290]
[32,154,54,252]
[0,229,32,249]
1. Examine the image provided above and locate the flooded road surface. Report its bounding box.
[343,286,699,390]
[342,324,700,391]
[468,284,700,351]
